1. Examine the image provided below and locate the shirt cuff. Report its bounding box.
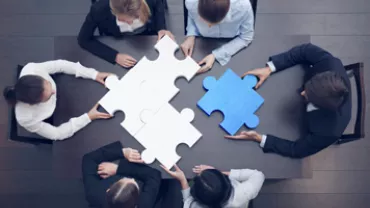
[260,134,267,148]
[82,113,92,124]
[181,187,191,199]
[212,50,230,66]
[266,61,276,73]
[229,169,240,180]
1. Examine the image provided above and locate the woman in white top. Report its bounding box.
[162,164,265,208]
[3,60,112,141]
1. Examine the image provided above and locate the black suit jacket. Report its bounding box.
[82,141,161,208]
[263,44,352,158]
[78,0,166,64]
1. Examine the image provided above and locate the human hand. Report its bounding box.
[95,72,114,85]
[161,164,186,182]
[115,53,137,68]
[197,54,215,74]
[180,36,195,57]
[87,103,112,121]
[242,67,272,89]
[224,131,262,142]
[122,148,144,163]
[97,162,118,179]
[157,30,175,42]
[192,164,215,175]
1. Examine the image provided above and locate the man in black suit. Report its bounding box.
[226,44,351,158]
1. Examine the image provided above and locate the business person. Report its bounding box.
[78,0,174,68]
[82,141,161,208]
[226,43,352,158]
[3,60,112,141]
[181,0,254,73]
[163,164,265,208]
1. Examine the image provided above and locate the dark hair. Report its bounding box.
[198,0,230,24]
[3,75,45,105]
[304,71,349,111]
[190,169,232,208]
[106,180,139,208]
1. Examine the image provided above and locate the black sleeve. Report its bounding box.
[82,141,126,207]
[153,0,166,31]
[78,7,119,64]
[269,43,334,72]
[263,133,338,158]
[116,161,162,208]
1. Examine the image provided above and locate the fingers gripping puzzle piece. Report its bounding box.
[136,104,202,169]
[98,35,200,136]
[197,69,264,135]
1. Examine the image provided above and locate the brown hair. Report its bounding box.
[3,75,45,105]
[198,0,230,24]
[110,0,151,23]
[106,179,139,208]
[304,71,349,110]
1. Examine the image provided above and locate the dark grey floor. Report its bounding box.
[0,0,369,207]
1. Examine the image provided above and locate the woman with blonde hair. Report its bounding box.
[78,0,174,68]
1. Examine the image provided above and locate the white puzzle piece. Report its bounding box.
[98,35,200,136]
[137,103,202,169]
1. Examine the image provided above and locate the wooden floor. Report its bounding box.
[0,0,369,207]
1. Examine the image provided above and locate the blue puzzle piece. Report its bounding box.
[197,69,264,135]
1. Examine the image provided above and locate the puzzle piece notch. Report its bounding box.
[136,103,201,169]
[198,69,264,135]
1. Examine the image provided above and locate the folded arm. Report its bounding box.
[229,169,265,201]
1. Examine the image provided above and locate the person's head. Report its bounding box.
[3,75,55,105]
[106,178,139,208]
[301,71,349,111]
[110,0,151,24]
[190,169,232,208]
[198,0,230,27]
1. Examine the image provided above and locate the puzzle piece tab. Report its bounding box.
[98,35,200,136]
[136,103,202,169]
[197,69,264,135]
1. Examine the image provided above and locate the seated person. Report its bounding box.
[162,164,265,208]
[181,0,254,73]
[82,141,161,208]
[226,43,351,158]
[3,60,111,141]
[78,0,174,68]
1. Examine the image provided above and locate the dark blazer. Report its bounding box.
[82,141,161,208]
[263,44,352,158]
[78,0,166,64]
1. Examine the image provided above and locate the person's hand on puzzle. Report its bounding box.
[197,54,216,74]
[115,53,137,68]
[157,30,175,42]
[95,72,115,85]
[122,147,144,163]
[180,36,195,57]
[88,103,112,121]
[242,66,273,89]
[224,130,263,143]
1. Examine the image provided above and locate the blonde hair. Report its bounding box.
[110,0,151,23]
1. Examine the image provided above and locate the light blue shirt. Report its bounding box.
[186,0,255,65]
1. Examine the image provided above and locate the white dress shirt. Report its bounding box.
[116,18,144,33]
[15,60,98,141]
[260,61,319,147]
[182,169,265,208]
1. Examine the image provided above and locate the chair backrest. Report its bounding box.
[341,62,366,140]
[183,0,258,35]
[8,65,52,145]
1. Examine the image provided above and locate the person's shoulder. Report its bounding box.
[231,0,252,15]
[19,63,38,77]
[90,0,111,18]
[185,0,198,11]
[15,103,35,127]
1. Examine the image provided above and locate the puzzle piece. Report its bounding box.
[98,35,200,136]
[197,69,264,135]
[136,103,202,169]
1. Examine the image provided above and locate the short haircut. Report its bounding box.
[304,71,349,110]
[198,0,230,24]
[106,180,139,208]
[190,169,232,207]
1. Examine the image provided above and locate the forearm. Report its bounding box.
[212,36,252,66]
[186,15,200,36]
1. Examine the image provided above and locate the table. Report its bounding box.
[52,35,312,179]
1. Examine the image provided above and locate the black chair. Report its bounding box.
[7,65,52,145]
[337,62,366,144]
[183,0,258,35]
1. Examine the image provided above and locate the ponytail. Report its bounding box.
[3,86,17,105]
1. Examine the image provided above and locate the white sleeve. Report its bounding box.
[32,60,98,80]
[229,169,265,200]
[24,113,92,141]
[181,188,195,208]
